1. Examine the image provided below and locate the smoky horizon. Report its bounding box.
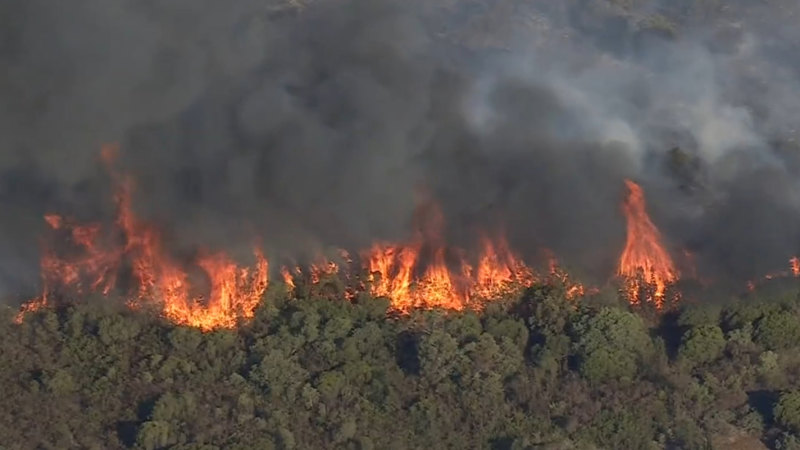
[3,0,800,306]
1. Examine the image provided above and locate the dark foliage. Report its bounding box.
[3,280,800,449]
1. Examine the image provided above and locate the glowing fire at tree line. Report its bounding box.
[12,146,800,330]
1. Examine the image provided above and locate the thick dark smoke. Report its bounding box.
[2,0,800,299]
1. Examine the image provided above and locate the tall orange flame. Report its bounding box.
[16,145,268,330]
[617,179,678,308]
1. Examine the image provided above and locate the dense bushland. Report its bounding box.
[3,278,800,449]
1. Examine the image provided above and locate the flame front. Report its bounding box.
[617,179,678,307]
[363,201,539,312]
[16,146,598,327]
[472,235,536,299]
[18,147,800,324]
[746,256,800,291]
[17,145,269,331]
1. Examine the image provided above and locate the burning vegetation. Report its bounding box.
[12,147,800,330]
[616,179,679,308]
[15,148,580,329]
[18,146,270,331]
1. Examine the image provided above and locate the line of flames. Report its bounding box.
[12,148,800,330]
[17,198,581,329]
[746,256,800,291]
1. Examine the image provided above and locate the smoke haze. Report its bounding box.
[2,0,800,298]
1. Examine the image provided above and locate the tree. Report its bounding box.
[678,325,725,367]
[570,307,654,383]
[775,391,800,433]
[136,421,176,450]
[584,410,657,450]
[417,329,461,386]
[677,304,721,329]
[754,311,800,350]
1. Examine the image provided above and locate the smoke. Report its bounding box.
[2,0,800,298]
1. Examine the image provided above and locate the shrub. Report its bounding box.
[755,311,800,350]
[775,391,800,433]
[678,325,725,366]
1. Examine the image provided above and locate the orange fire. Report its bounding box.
[14,212,122,323]
[746,256,800,291]
[16,145,269,331]
[541,249,592,299]
[617,179,678,308]
[362,200,539,312]
[15,145,598,327]
[471,235,536,299]
[310,259,340,284]
[280,253,348,296]
[280,266,297,290]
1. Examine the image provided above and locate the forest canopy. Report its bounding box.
[3,279,800,450]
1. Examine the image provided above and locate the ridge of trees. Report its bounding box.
[3,278,800,449]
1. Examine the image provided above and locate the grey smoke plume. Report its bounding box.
[2,0,800,299]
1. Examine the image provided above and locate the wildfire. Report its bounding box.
[548,259,594,299]
[362,201,541,312]
[14,145,601,329]
[280,254,352,300]
[746,256,800,291]
[362,238,534,312]
[16,145,269,331]
[471,235,536,299]
[281,266,297,290]
[19,144,800,327]
[617,179,678,308]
